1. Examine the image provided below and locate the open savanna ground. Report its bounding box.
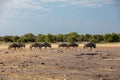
[0,43,120,80]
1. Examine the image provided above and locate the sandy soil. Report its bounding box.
[0,43,120,80]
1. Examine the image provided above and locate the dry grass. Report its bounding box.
[0,43,120,80]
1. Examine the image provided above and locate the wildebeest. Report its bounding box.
[18,43,25,48]
[8,43,25,50]
[83,42,96,51]
[58,43,78,50]
[8,43,18,50]
[42,42,51,49]
[68,43,78,48]
[30,43,42,50]
[58,43,68,48]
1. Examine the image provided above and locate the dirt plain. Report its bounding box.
[0,43,120,80]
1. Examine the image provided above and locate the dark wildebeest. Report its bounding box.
[83,42,96,51]
[8,43,19,50]
[68,43,78,50]
[18,43,25,49]
[30,43,42,50]
[8,43,25,50]
[58,43,69,48]
[58,43,78,50]
[41,42,51,49]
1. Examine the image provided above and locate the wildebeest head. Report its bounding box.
[92,43,96,48]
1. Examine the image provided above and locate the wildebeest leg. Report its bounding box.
[39,46,42,50]
[45,47,47,50]
[72,47,76,51]
[71,47,73,50]
[75,46,78,51]
[90,47,92,51]
[30,46,33,51]
[11,47,16,52]
[74,47,77,51]
[8,46,11,50]
[83,46,85,51]
[67,46,70,50]
[59,46,63,51]
[15,47,17,50]
[8,47,11,53]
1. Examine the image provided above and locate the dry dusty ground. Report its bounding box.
[0,43,120,80]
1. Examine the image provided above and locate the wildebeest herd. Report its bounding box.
[8,42,96,51]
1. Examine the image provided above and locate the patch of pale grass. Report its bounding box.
[103,58,120,61]
[97,43,120,47]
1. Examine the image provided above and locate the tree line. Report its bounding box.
[0,32,120,43]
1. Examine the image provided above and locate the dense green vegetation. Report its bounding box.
[0,32,120,43]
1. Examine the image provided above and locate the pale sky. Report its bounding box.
[0,0,120,36]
